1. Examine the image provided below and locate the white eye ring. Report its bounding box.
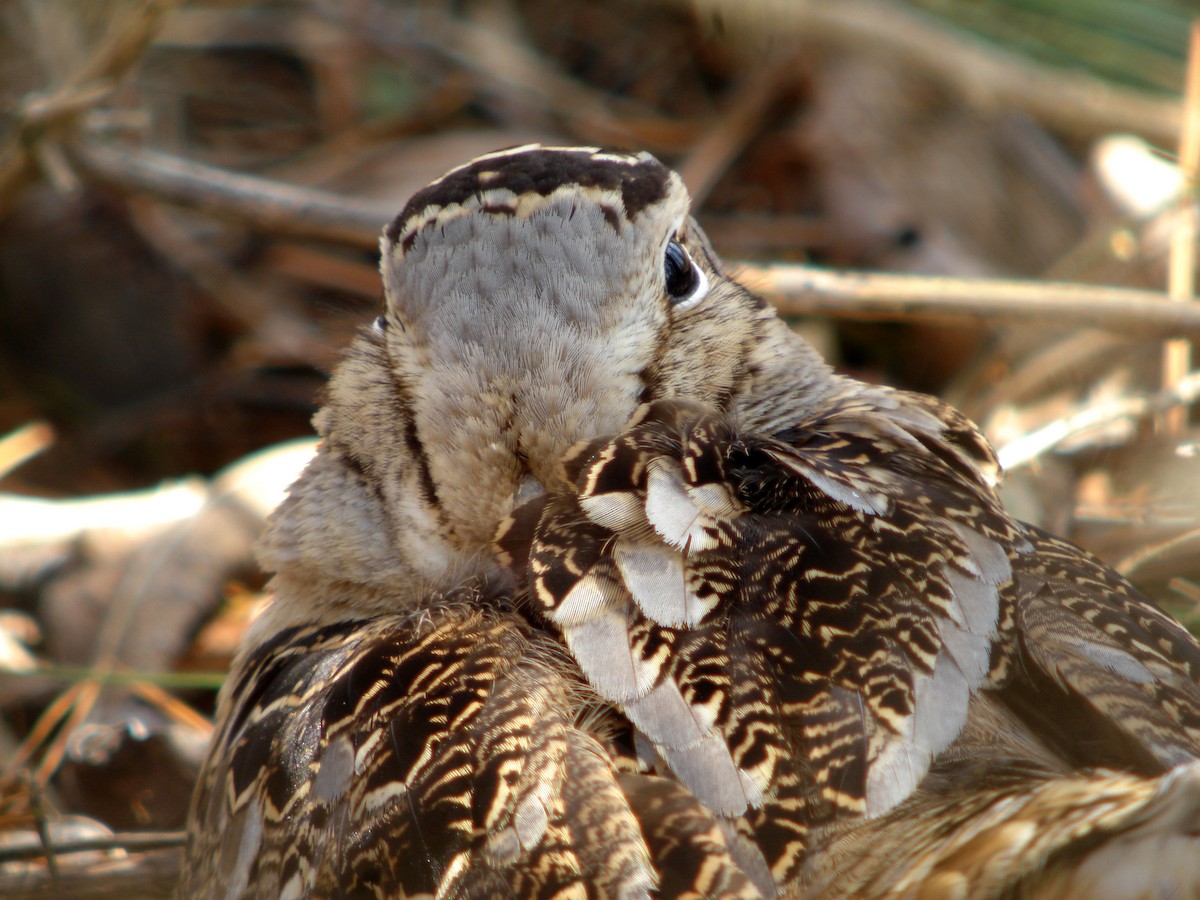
[673,264,709,312]
[663,239,709,312]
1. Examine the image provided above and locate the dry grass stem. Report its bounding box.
[1163,21,1200,434]
[998,370,1200,471]
[0,423,54,479]
[1119,527,1200,579]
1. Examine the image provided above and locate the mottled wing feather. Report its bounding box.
[182,605,658,899]
[529,394,1019,884]
[803,759,1200,899]
[617,773,764,900]
[528,391,1200,893]
[996,525,1200,771]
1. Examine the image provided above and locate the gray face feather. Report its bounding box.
[374,144,831,555]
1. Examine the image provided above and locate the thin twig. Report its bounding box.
[69,142,391,249]
[33,680,102,786]
[26,775,59,888]
[1118,526,1200,578]
[741,265,1200,339]
[997,370,1200,471]
[0,831,186,865]
[128,681,214,733]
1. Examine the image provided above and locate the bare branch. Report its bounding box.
[66,142,1200,340]
[70,143,390,249]
[741,265,1200,339]
[0,848,180,900]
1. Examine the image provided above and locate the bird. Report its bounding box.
[180,145,1200,899]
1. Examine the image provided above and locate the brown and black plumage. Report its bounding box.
[181,146,1200,899]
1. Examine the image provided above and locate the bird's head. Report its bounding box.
[260,145,831,621]
[377,146,829,542]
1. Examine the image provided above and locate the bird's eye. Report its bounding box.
[372,314,388,334]
[663,240,708,310]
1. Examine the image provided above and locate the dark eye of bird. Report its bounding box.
[664,240,698,302]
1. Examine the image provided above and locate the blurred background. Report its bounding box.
[1,0,1199,895]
